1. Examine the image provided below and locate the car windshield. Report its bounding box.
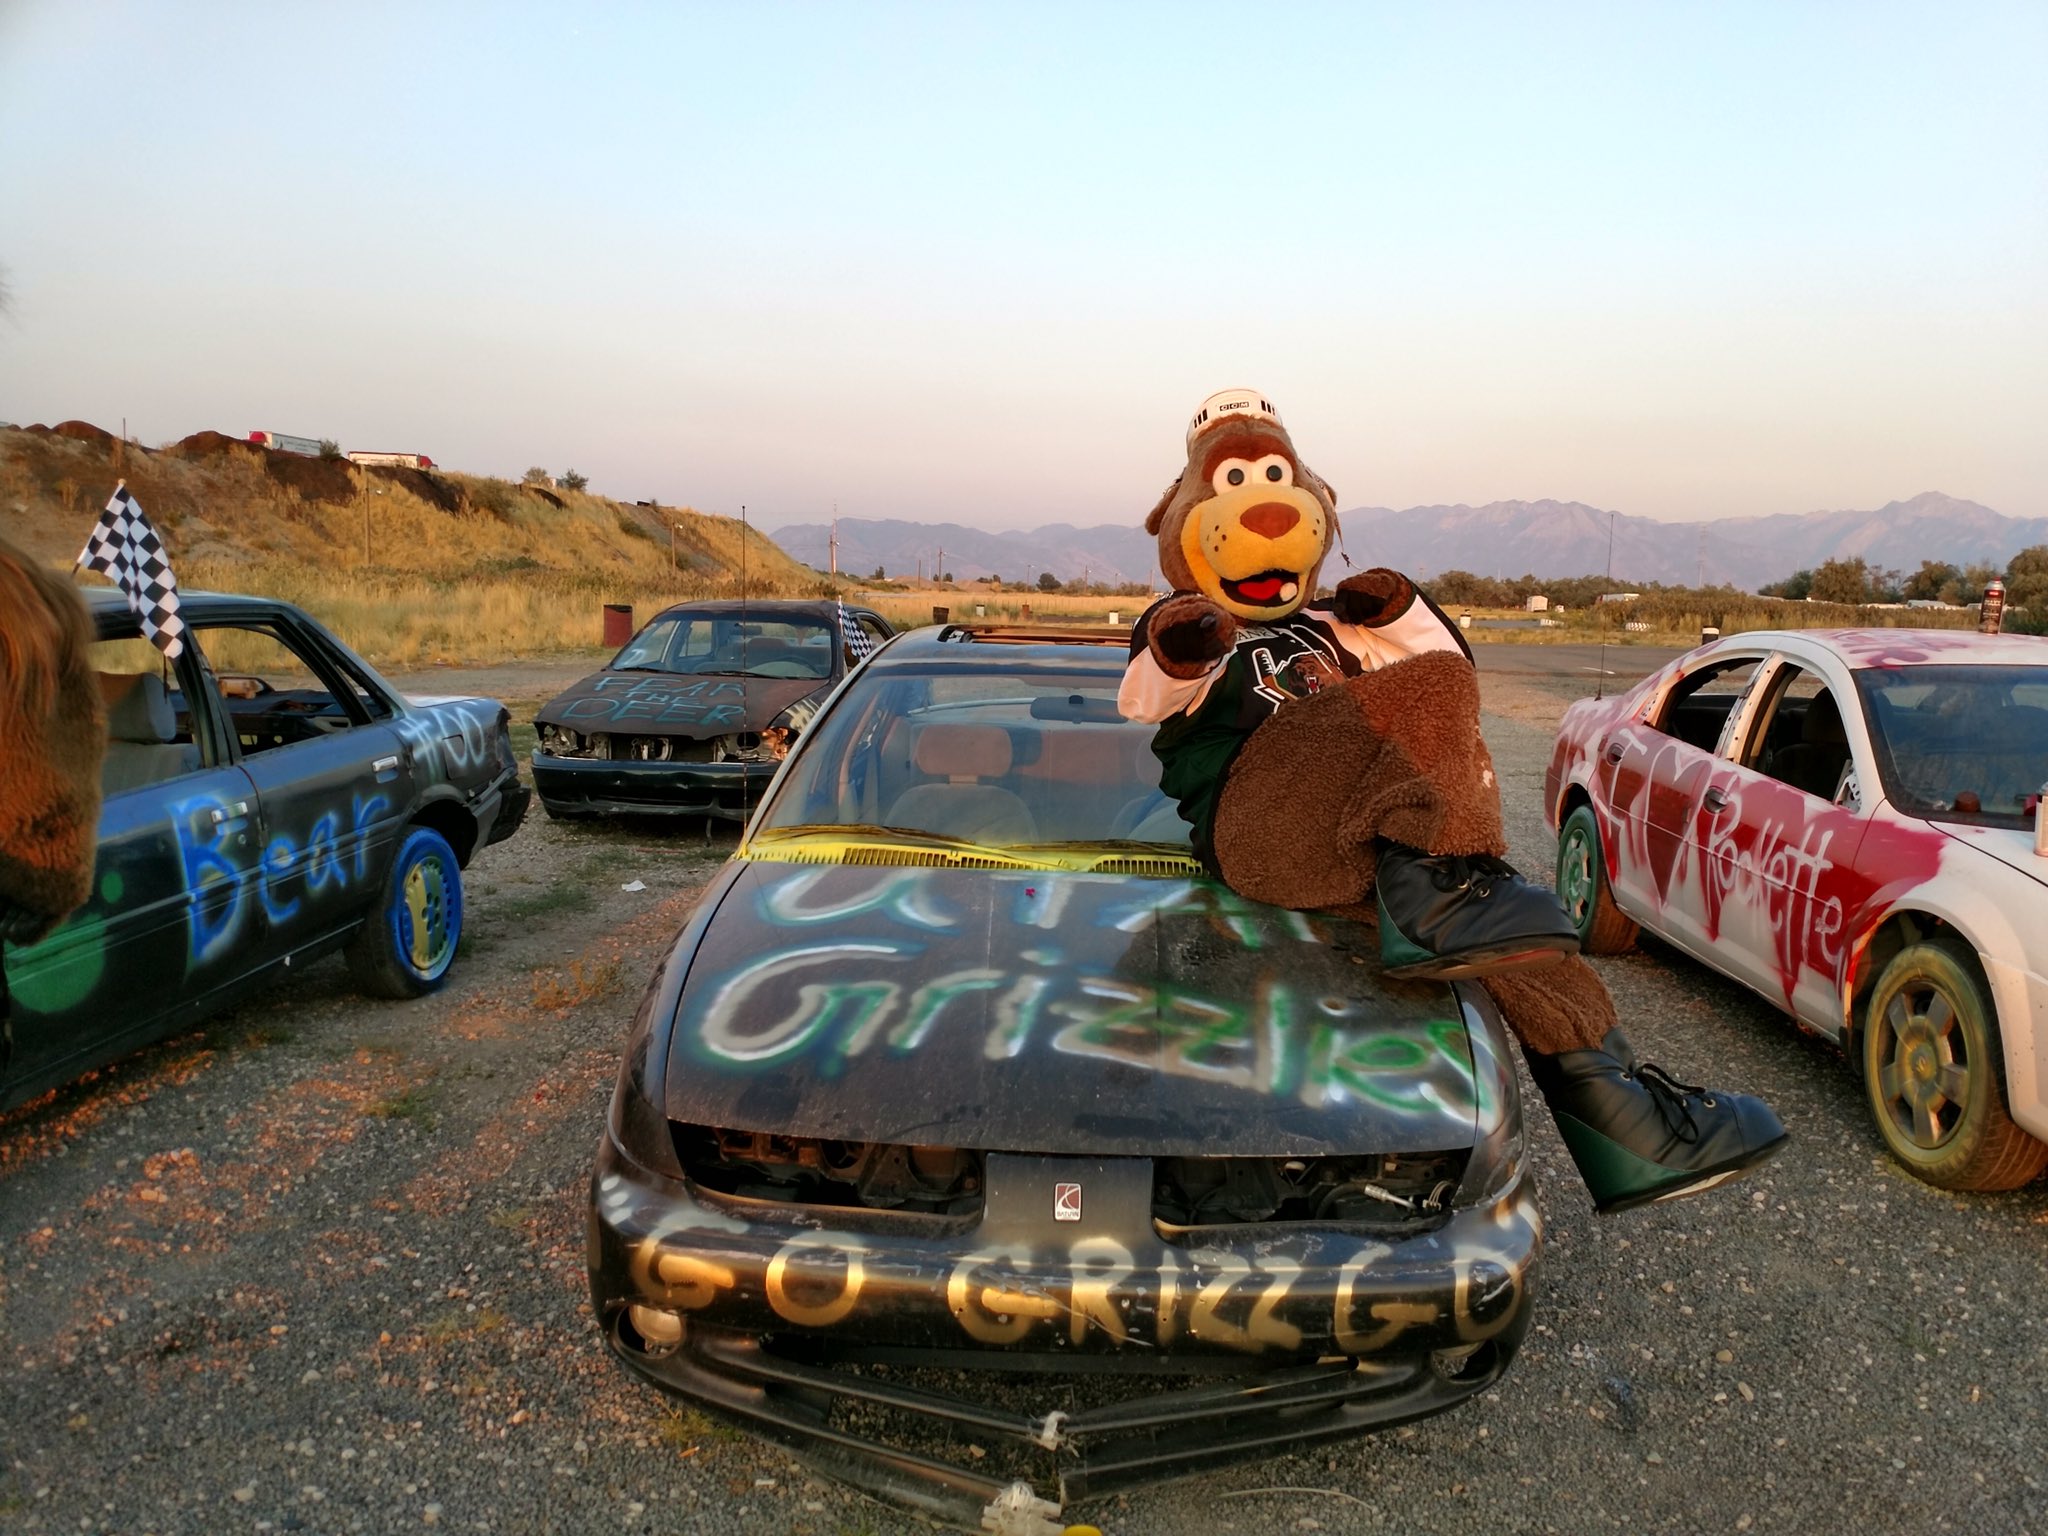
[757,659,1194,849]
[1856,664,2048,825]
[612,615,835,679]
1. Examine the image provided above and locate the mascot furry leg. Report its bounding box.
[1121,389,1785,1213]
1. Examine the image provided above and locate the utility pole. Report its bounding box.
[829,504,838,578]
[936,546,944,585]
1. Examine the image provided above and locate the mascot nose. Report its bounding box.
[1241,502,1301,541]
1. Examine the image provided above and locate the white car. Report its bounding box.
[1544,628,2048,1190]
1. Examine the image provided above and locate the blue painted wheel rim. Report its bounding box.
[390,841,460,981]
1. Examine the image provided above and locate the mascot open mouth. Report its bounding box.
[1221,570,1302,607]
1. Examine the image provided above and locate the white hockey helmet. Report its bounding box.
[1186,388,1283,446]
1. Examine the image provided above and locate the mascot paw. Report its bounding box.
[1149,595,1238,678]
[1331,568,1416,627]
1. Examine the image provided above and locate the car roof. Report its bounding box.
[866,623,1133,675]
[648,598,847,622]
[1716,628,2048,670]
[84,587,313,622]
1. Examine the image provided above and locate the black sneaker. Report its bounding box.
[1375,844,1580,980]
[1526,1028,1789,1214]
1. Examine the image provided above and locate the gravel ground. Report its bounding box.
[3,666,2045,1536]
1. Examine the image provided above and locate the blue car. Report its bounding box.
[0,590,528,1109]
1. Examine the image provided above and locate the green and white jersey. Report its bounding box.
[1117,592,1469,857]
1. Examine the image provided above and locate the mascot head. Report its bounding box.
[1145,388,1339,622]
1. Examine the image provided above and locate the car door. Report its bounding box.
[1691,654,1875,1017]
[1597,650,1767,950]
[189,614,421,966]
[2,629,263,1098]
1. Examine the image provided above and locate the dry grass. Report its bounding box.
[1450,593,1984,647]
[857,587,1146,634]
[530,956,624,1011]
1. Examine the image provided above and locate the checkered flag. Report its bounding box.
[838,597,875,662]
[76,482,186,658]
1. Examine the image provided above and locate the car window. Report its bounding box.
[759,664,1190,848]
[89,637,207,796]
[613,615,834,679]
[1856,664,2048,826]
[1648,656,1762,752]
[195,624,377,757]
[858,615,891,649]
[1741,664,1853,803]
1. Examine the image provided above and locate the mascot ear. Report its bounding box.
[1144,476,1183,536]
[1302,465,1338,511]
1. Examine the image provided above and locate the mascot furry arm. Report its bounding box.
[0,533,105,944]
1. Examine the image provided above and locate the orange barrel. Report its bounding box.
[602,603,634,647]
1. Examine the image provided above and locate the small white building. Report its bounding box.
[1525,594,1550,612]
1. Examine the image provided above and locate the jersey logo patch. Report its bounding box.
[1250,645,1340,708]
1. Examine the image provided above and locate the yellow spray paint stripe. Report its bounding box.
[737,835,1207,879]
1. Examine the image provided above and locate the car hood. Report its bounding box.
[661,860,1485,1158]
[1935,822,2048,891]
[534,670,824,737]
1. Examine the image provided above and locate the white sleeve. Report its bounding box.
[1117,649,1221,722]
[1315,599,1468,670]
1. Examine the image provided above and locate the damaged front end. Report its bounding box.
[587,977,1538,1528]
[591,1139,1537,1530]
[531,696,818,820]
[535,722,795,766]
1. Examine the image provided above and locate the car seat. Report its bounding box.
[98,672,199,795]
[1771,689,1850,801]
[883,724,1038,844]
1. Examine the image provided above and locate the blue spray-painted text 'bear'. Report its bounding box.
[170,792,391,965]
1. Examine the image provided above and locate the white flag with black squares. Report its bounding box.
[838,597,875,662]
[76,482,186,658]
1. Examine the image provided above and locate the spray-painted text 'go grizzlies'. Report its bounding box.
[681,864,1483,1125]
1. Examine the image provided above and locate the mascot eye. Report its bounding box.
[1211,459,1258,495]
[1255,455,1294,487]
[1265,464,1282,482]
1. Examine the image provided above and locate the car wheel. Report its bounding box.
[1555,803,1638,954]
[346,825,465,1000]
[1861,939,2048,1191]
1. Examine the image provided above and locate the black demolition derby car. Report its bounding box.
[530,598,894,821]
[0,590,528,1110]
[588,624,1538,1527]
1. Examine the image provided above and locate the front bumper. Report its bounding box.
[484,777,531,846]
[589,1140,1540,1522]
[532,751,776,821]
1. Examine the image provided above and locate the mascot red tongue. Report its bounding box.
[1118,389,1787,1215]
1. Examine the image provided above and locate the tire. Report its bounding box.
[1861,939,2048,1191]
[346,825,465,1000]
[1555,803,1638,954]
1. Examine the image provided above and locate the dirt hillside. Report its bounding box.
[0,424,817,586]
[0,424,827,668]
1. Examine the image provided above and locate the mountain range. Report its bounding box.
[773,493,2048,592]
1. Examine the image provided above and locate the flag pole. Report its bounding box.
[73,479,127,574]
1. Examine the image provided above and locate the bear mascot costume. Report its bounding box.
[0,531,105,957]
[1119,390,1786,1212]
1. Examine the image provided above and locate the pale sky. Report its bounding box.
[2,2,2042,530]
